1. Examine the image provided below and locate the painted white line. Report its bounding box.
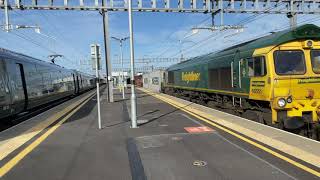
[178,113,204,127]
[139,88,320,176]
[136,133,191,139]
[216,133,298,180]
[169,94,320,144]
[179,110,297,180]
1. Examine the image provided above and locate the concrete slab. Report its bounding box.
[133,133,295,180]
[140,89,320,169]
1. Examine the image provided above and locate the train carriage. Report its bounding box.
[163,24,320,139]
[0,48,95,120]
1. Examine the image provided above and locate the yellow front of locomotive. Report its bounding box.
[269,40,320,130]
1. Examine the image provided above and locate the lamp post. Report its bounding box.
[4,0,9,32]
[111,36,129,99]
[128,0,137,128]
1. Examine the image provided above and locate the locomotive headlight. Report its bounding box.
[278,98,287,108]
[303,40,314,48]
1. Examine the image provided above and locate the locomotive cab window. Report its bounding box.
[310,50,320,74]
[274,50,305,75]
[247,56,267,77]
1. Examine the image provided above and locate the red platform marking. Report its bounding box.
[184,126,214,133]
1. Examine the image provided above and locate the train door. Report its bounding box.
[76,75,80,92]
[80,75,83,89]
[15,63,28,110]
[232,50,241,90]
[0,59,11,118]
[240,58,252,93]
[72,73,78,94]
[231,50,247,106]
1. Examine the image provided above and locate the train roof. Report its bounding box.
[0,48,95,77]
[0,48,70,71]
[167,24,320,71]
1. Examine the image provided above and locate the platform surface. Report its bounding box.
[0,88,319,180]
[140,89,320,168]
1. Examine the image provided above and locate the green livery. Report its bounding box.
[162,24,320,138]
[164,24,320,97]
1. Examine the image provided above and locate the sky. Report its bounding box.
[1,1,320,75]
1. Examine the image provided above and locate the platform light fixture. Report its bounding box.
[111,36,129,99]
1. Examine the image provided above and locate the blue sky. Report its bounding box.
[1,5,320,75]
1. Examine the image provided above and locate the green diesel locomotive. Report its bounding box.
[163,24,320,139]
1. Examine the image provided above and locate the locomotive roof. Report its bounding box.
[167,24,320,71]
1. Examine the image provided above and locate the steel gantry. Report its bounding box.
[0,0,319,14]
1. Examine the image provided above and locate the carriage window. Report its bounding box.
[247,56,266,77]
[310,50,320,74]
[274,50,305,75]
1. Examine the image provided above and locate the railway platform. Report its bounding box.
[0,87,319,180]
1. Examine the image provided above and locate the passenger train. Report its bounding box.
[163,24,320,140]
[0,48,95,121]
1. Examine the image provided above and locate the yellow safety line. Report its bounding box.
[0,93,95,178]
[0,91,95,161]
[140,88,320,177]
